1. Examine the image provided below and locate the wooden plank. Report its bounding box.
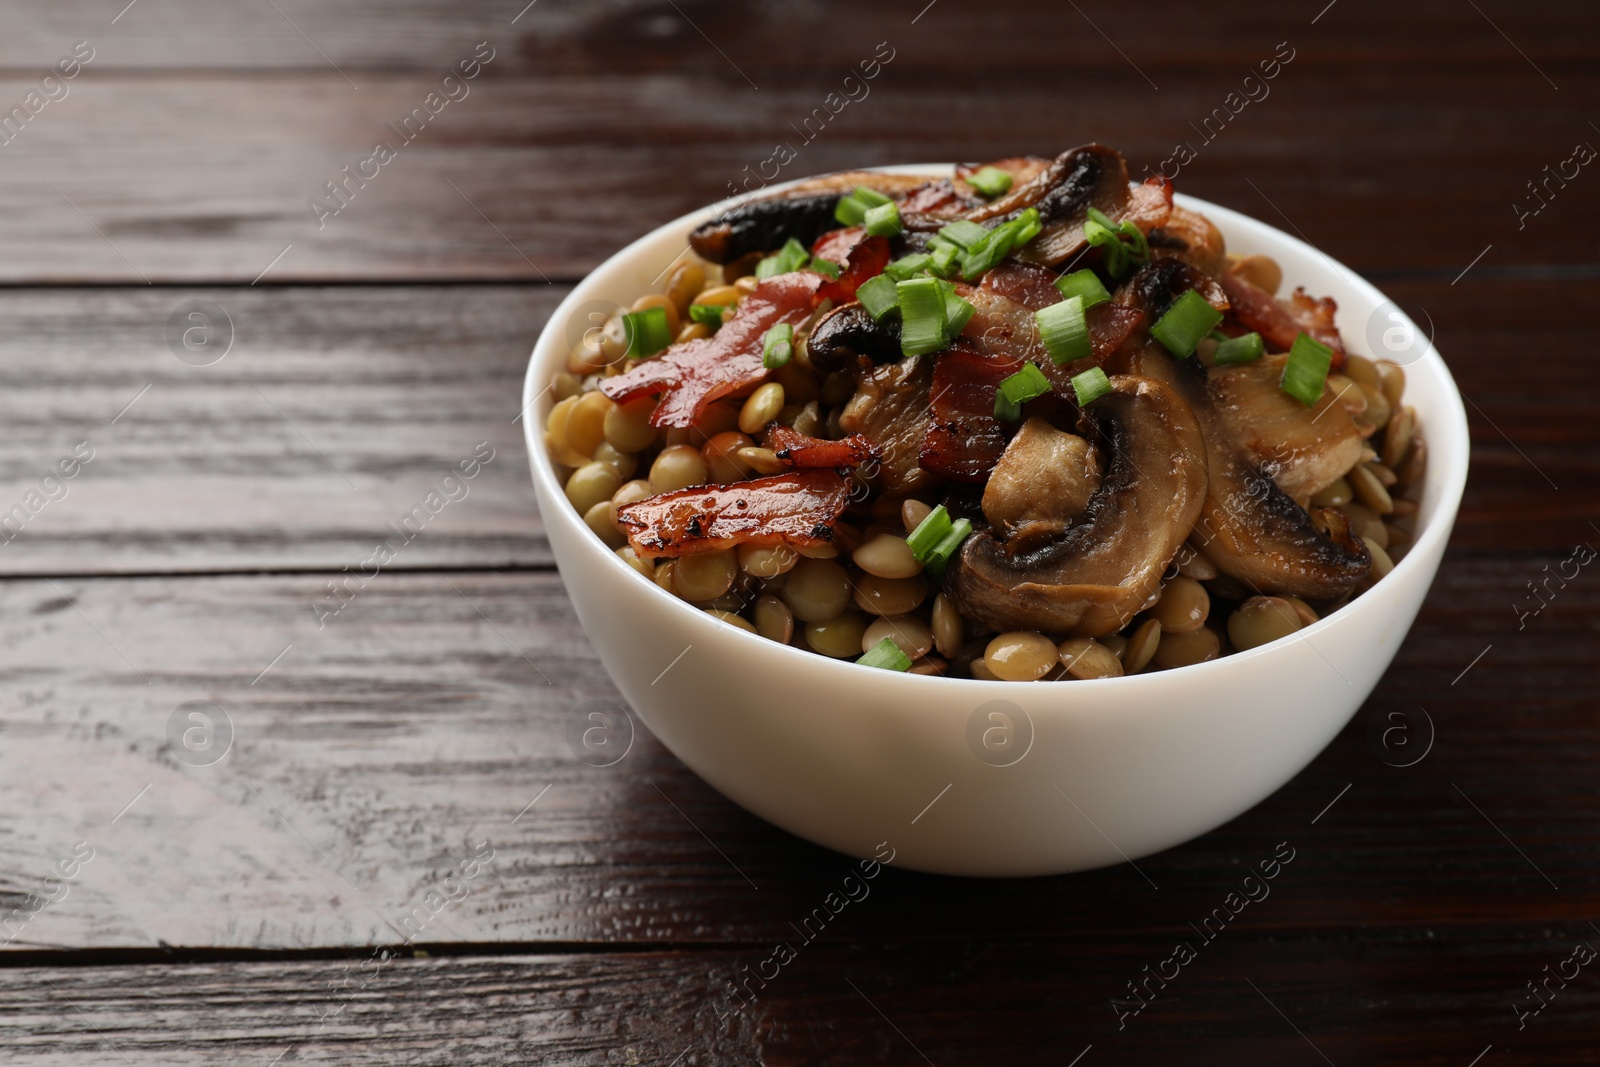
[0,278,1590,576]
[0,285,553,576]
[0,0,1590,74]
[2,935,1599,1065]
[0,22,1591,282]
[1,557,1596,954]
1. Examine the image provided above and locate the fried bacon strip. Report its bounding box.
[920,339,1020,483]
[600,272,823,428]
[1219,271,1346,369]
[817,234,890,305]
[765,423,882,469]
[617,470,850,558]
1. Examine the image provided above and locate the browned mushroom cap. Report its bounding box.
[1113,260,1370,600]
[805,301,902,374]
[946,144,1147,266]
[688,172,930,264]
[945,374,1207,638]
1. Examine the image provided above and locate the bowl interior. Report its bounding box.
[522,167,1470,695]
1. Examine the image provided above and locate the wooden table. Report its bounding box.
[2,1,1596,1062]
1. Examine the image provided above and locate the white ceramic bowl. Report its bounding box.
[522,168,1469,877]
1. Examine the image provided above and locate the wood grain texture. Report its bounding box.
[0,0,1592,281]
[3,938,1600,1066]
[1,557,1596,954]
[0,285,552,575]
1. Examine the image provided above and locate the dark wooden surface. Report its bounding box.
[1,1,1597,1062]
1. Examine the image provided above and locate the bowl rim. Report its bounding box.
[522,165,1470,693]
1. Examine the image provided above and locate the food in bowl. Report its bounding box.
[542,144,1425,682]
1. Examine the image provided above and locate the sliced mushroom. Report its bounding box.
[981,417,1102,537]
[946,375,1207,637]
[838,355,935,497]
[1114,261,1370,599]
[689,172,930,264]
[958,144,1134,265]
[1206,354,1362,503]
[805,301,902,374]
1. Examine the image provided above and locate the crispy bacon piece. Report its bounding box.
[963,270,1144,396]
[810,225,865,266]
[921,339,1020,483]
[818,234,890,305]
[599,272,823,427]
[765,423,882,469]
[1219,271,1346,370]
[898,179,976,216]
[616,470,850,558]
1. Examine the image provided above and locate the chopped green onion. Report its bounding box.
[810,256,841,280]
[959,208,1041,281]
[905,504,973,576]
[928,242,961,278]
[1009,206,1042,248]
[864,201,902,238]
[1083,206,1148,278]
[687,303,724,330]
[938,220,991,250]
[885,253,931,281]
[622,305,672,358]
[1070,365,1112,406]
[834,185,893,226]
[1280,332,1334,406]
[1036,295,1091,366]
[995,362,1051,421]
[857,635,914,671]
[755,237,810,280]
[967,166,1014,199]
[938,279,975,337]
[1053,269,1110,309]
[1150,289,1224,358]
[1212,330,1265,366]
[855,273,900,322]
[896,276,948,357]
[761,322,794,369]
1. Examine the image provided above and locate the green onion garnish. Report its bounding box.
[834,186,894,227]
[928,242,960,278]
[905,504,974,576]
[896,276,948,357]
[885,253,932,281]
[1010,206,1042,248]
[855,273,900,322]
[967,166,1014,199]
[1070,365,1112,406]
[810,256,841,280]
[864,201,902,238]
[938,220,990,250]
[1054,269,1110,310]
[939,279,975,337]
[755,237,810,280]
[1150,289,1224,358]
[1280,332,1334,406]
[687,303,724,330]
[1036,295,1091,366]
[958,208,1041,281]
[857,636,914,671]
[622,305,672,358]
[1083,206,1149,278]
[761,322,794,369]
[995,362,1051,421]
[1212,330,1265,366]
